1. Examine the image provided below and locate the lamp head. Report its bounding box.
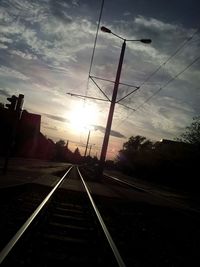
[140,39,152,44]
[101,26,111,33]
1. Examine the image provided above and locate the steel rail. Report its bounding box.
[0,165,73,264]
[104,173,200,216]
[77,167,126,267]
[104,173,146,192]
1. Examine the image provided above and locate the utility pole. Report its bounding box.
[84,130,91,157]
[66,26,151,176]
[97,26,151,177]
[66,140,69,149]
[88,144,93,157]
[98,40,126,175]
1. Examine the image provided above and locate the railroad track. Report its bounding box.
[1,165,200,266]
[0,166,125,266]
[103,172,200,216]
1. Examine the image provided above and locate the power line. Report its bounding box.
[115,55,200,128]
[138,27,200,88]
[113,29,200,128]
[90,76,110,101]
[80,0,104,112]
[79,0,104,143]
[92,27,199,119]
[111,27,200,112]
[85,0,105,98]
[136,55,200,110]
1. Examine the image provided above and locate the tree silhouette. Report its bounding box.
[117,135,155,175]
[178,116,200,147]
[56,139,65,147]
[73,147,82,164]
[54,139,67,162]
[116,133,199,191]
[123,135,154,152]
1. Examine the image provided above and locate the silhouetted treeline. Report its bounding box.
[115,117,200,191]
[53,140,83,164]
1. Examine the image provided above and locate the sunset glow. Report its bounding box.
[69,102,99,133]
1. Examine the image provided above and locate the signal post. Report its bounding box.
[3,94,24,174]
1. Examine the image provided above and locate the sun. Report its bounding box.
[68,101,99,133]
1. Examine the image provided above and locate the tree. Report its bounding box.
[178,116,200,147]
[116,135,154,175]
[56,139,65,147]
[73,147,82,164]
[122,135,154,152]
[55,139,66,161]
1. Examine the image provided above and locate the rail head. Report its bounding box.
[0,165,73,264]
[77,166,126,267]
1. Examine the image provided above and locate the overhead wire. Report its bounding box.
[85,0,105,98]
[77,0,104,142]
[75,5,199,142]
[116,27,200,111]
[113,27,200,113]
[116,54,200,128]
[138,27,200,88]
[114,28,200,128]
[136,55,200,111]
[80,0,105,109]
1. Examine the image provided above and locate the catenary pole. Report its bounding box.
[98,40,126,175]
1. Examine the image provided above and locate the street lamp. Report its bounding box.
[98,26,151,176]
[101,26,152,44]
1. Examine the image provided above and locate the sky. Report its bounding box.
[0,0,200,159]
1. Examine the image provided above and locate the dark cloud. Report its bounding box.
[103,0,200,28]
[0,89,10,97]
[43,125,58,131]
[43,113,69,123]
[50,0,73,23]
[94,125,126,138]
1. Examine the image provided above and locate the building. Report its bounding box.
[15,110,41,158]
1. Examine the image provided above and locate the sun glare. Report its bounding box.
[69,102,98,133]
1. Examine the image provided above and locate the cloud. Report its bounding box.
[0,66,29,81]
[0,0,199,146]
[42,125,58,131]
[0,36,9,48]
[43,113,69,123]
[49,1,72,23]
[98,16,200,122]
[0,43,8,49]
[123,11,131,16]
[94,125,126,138]
[0,0,97,74]
[10,50,37,60]
[134,16,176,32]
[72,0,79,7]
[0,88,10,97]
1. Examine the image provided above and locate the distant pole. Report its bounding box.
[88,144,92,157]
[66,140,69,149]
[84,130,91,157]
[98,40,126,175]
